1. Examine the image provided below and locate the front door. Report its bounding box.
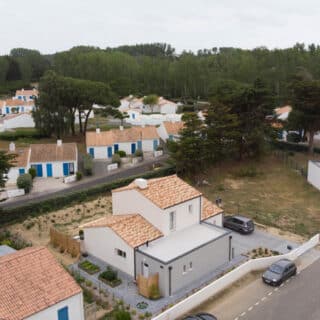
[131,143,136,154]
[46,163,53,177]
[153,139,158,151]
[107,146,113,158]
[114,144,119,153]
[63,163,69,176]
[89,148,94,158]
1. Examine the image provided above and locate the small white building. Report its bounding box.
[86,126,160,159]
[0,113,35,132]
[308,161,320,191]
[0,246,84,320]
[14,88,38,101]
[157,121,184,141]
[0,98,35,115]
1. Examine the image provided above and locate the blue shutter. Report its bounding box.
[137,141,142,150]
[114,144,119,153]
[36,164,43,177]
[63,163,69,176]
[89,148,94,158]
[107,146,113,158]
[58,306,69,320]
[153,139,158,150]
[132,113,136,119]
[46,163,53,177]
[18,168,25,175]
[6,107,9,114]
[131,143,136,154]
[169,135,173,141]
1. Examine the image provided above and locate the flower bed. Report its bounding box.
[247,247,280,259]
[78,260,100,274]
[99,266,122,288]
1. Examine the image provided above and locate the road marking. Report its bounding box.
[255,301,260,306]
[268,292,273,296]
[248,306,253,311]
[240,312,246,317]
[261,296,267,301]
[274,288,279,292]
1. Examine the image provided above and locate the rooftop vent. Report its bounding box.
[134,178,148,189]
[57,139,62,146]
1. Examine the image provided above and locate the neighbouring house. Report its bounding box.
[119,95,144,112]
[6,140,78,184]
[157,121,184,141]
[275,105,292,121]
[0,99,35,114]
[308,161,320,191]
[14,88,39,101]
[86,126,160,159]
[0,113,35,131]
[82,175,230,297]
[0,246,84,320]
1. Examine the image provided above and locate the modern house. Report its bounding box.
[308,161,320,191]
[86,126,160,159]
[157,121,184,141]
[0,246,84,320]
[14,88,39,101]
[0,99,35,114]
[0,113,35,131]
[6,140,78,184]
[82,175,230,297]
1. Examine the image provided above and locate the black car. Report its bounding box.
[223,215,254,234]
[196,313,217,320]
[262,259,297,286]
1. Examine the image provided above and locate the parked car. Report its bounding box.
[223,215,254,234]
[183,314,217,320]
[262,259,297,286]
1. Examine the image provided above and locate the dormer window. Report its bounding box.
[188,204,193,214]
[169,211,176,231]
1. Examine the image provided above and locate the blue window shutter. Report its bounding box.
[46,163,53,177]
[63,163,69,176]
[153,139,158,150]
[18,168,25,175]
[58,306,69,320]
[137,140,142,150]
[89,148,94,157]
[107,146,112,158]
[131,143,136,154]
[114,144,119,153]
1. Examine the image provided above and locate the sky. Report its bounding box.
[0,0,320,55]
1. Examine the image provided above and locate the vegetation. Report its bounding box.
[0,229,32,249]
[78,260,100,274]
[28,167,36,179]
[149,284,161,300]
[0,151,16,187]
[16,173,33,193]
[143,94,159,113]
[112,153,121,166]
[83,154,93,176]
[115,150,127,158]
[134,149,143,157]
[0,129,46,141]
[99,266,122,287]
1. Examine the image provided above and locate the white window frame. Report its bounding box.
[169,211,176,231]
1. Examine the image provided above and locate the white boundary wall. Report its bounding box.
[152,234,319,320]
[308,161,320,191]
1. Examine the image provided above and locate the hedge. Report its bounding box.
[0,129,48,141]
[271,140,320,154]
[0,165,176,225]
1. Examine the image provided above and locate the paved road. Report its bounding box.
[192,249,320,320]
[0,155,169,209]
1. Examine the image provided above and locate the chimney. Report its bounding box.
[134,178,148,189]
[96,128,101,134]
[9,142,15,152]
[21,88,24,92]
[119,125,124,131]
[57,139,62,146]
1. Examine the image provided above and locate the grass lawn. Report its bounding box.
[197,153,320,237]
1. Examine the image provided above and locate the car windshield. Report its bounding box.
[269,264,284,274]
[246,221,254,227]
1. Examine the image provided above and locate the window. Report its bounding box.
[58,306,69,320]
[69,163,75,175]
[183,265,187,274]
[189,262,193,270]
[188,204,193,214]
[169,211,176,231]
[116,249,126,258]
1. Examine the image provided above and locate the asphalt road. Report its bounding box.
[0,155,169,209]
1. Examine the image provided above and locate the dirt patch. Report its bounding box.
[264,226,306,244]
[225,178,244,190]
[8,196,112,265]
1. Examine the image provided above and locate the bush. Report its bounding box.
[0,129,47,141]
[287,132,301,143]
[235,166,259,178]
[134,149,143,157]
[99,266,122,287]
[78,260,100,274]
[83,154,93,176]
[17,173,33,193]
[156,145,163,151]
[149,284,161,300]
[112,153,121,166]
[116,150,126,158]
[114,310,131,320]
[28,167,36,179]
[76,172,82,181]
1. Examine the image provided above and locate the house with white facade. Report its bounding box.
[86,126,160,159]
[6,140,78,184]
[82,175,230,297]
[157,121,184,141]
[0,98,35,114]
[0,246,84,320]
[0,113,35,131]
[308,161,320,191]
[14,88,39,101]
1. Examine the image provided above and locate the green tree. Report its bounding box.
[0,151,15,187]
[143,94,159,113]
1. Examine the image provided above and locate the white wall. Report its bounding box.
[25,293,84,320]
[83,227,135,276]
[112,189,167,234]
[160,103,177,114]
[152,234,320,320]
[308,161,320,191]
[157,123,169,141]
[4,114,35,129]
[204,213,223,227]
[142,138,159,152]
[7,167,22,185]
[29,161,78,178]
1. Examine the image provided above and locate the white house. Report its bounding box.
[275,105,292,121]
[308,161,320,191]
[119,95,144,112]
[82,175,229,297]
[86,126,160,159]
[157,121,184,141]
[6,140,78,185]
[14,88,38,101]
[0,113,35,131]
[0,98,35,114]
[0,246,84,320]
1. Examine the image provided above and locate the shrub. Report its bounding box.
[83,154,93,176]
[134,149,143,157]
[116,150,127,158]
[28,167,36,179]
[99,266,122,287]
[149,284,161,300]
[156,145,163,151]
[114,310,131,320]
[79,260,100,274]
[112,153,121,166]
[0,129,47,141]
[17,173,33,193]
[76,172,82,181]
[287,132,301,143]
[235,166,258,178]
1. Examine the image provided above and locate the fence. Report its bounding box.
[152,234,319,320]
[50,228,80,257]
[137,273,159,298]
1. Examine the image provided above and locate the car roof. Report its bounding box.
[232,215,252,222]
[272,259,293,268]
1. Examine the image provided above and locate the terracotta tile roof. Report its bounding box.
[4,99,34,107]
[163,121,184,135]
[158,97,177,106]
[9,147,30,167]
[0,246,81,320]
[275,105,292,115]
[86,126,159,146]
[15,89,38,97]
[83,214,163,247]
[113,175,202,209]
[201,196,223,220]
[30,142,77,163]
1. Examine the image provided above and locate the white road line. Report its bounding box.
[255,302,260,306]
[268,292,273,296]
[240,312,246,317]
[261,296,267,301]
[248,306,253,311]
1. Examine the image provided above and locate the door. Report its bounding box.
[153,139,158,151]
[89,147,94,158]
[6,107,9,114]
[137,140,142,150]
[63,163,69,176]
[18,168,25,175]
[58,306,69,320]
[46,163,53,177]
[32,164,43,177]
[107,146,113,158]
[114,144,119,153]
[131,143,136,154]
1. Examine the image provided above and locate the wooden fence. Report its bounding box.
[49,228,80,257]
[137,273,159,298]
